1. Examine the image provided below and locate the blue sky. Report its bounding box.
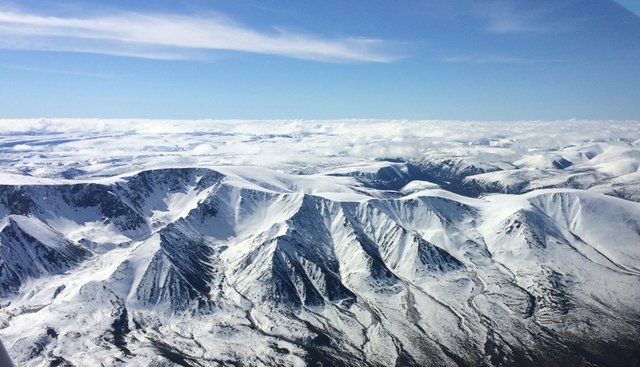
[0,0,639,120]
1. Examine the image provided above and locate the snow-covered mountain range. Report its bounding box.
[0,120,639,366]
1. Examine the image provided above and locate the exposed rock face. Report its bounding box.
[0,167,639,366]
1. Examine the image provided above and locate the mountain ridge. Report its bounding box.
[0,166,638,366]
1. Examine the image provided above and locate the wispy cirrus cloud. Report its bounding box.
[473,1,577,34]
[442,55,527,64]
[442,55,562,64]
[0,63,117,78]
[0,9,399,63]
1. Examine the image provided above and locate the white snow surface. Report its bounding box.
[0,119,639,366]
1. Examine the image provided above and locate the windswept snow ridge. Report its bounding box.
[0,120,639,366]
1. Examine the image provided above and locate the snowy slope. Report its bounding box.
[0,166,638,366]
[0,120,639,366]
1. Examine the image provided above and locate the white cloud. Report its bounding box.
[442,55,562,64]
[473,2,574,34]
[11,144,40,151]
[191,143,216,155]
[0,64,116,78]
[0,119,638,183]
[0,9,398,63]
[442,55,528,64]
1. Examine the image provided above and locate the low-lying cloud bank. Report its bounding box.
[0,119,638,181]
